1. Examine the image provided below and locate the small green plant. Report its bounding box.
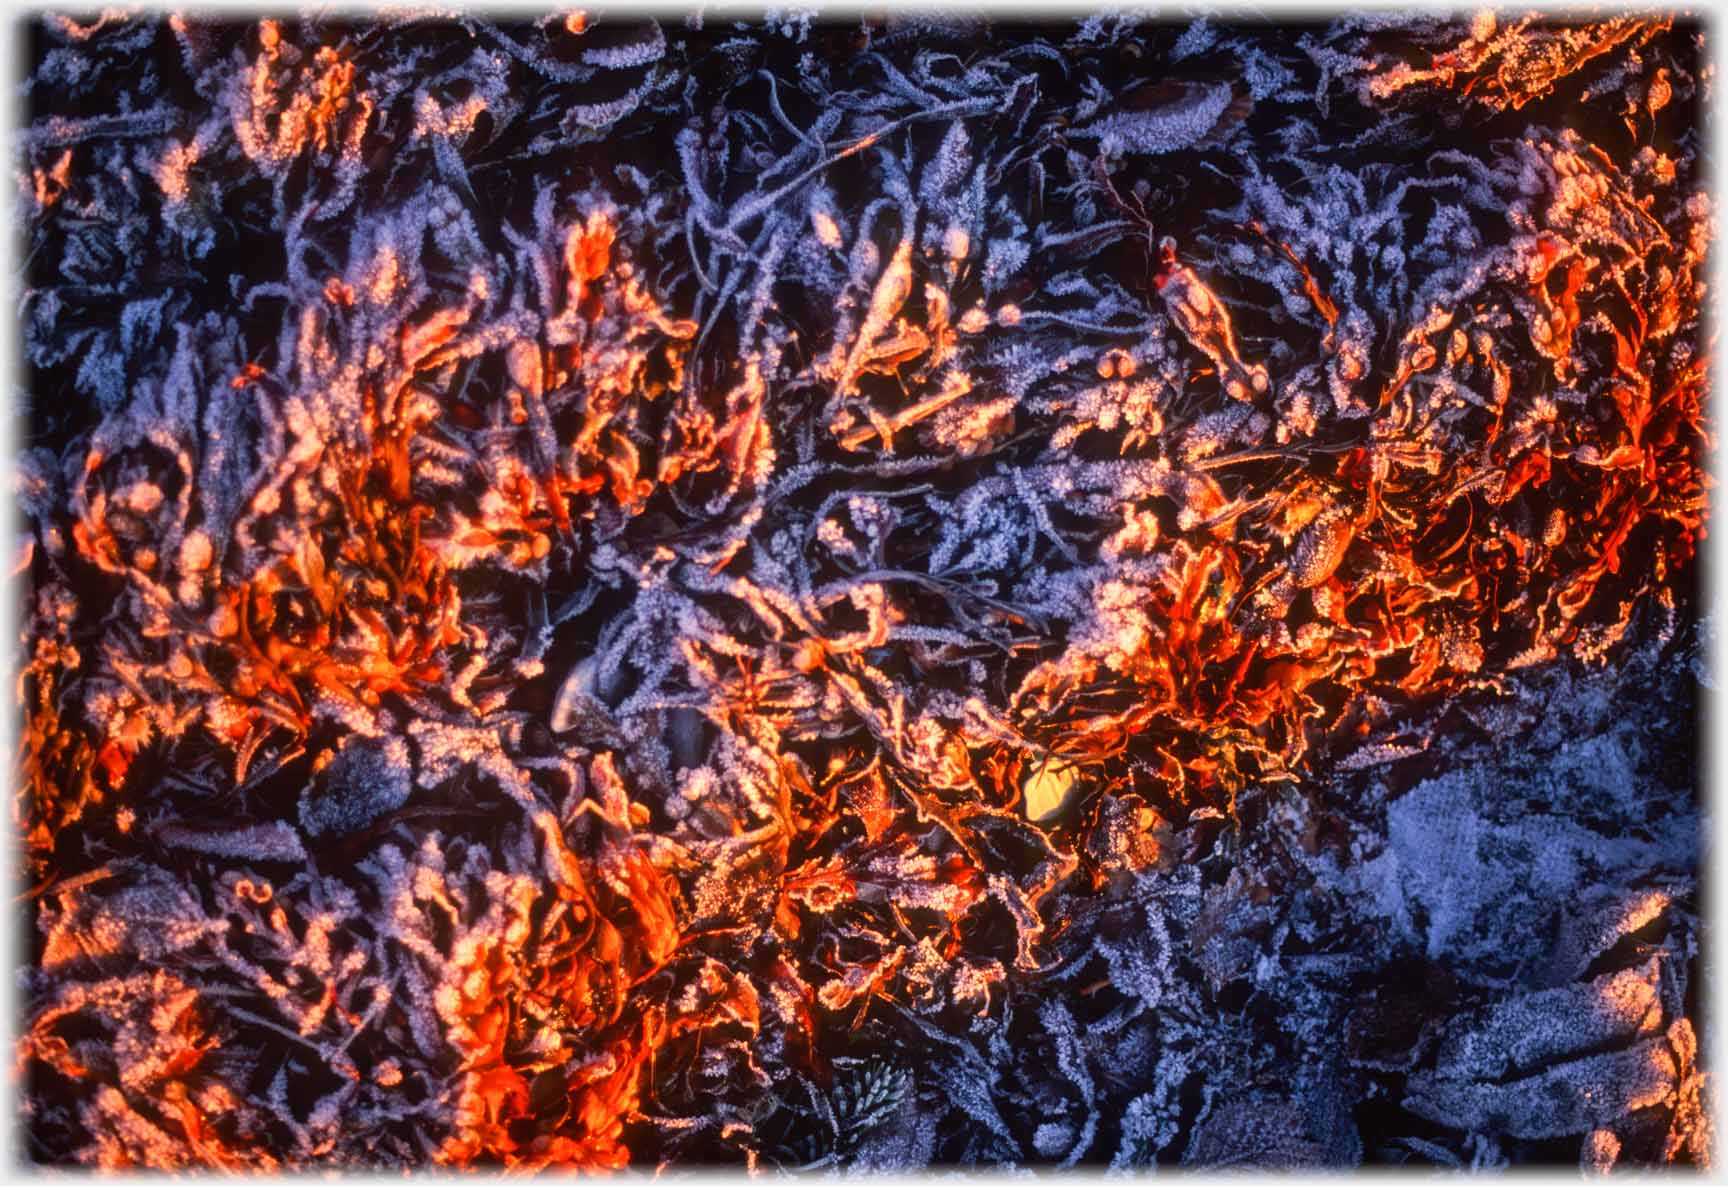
[782,1059,914,1167]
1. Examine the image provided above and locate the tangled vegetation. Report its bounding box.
[16,9,1710,1170]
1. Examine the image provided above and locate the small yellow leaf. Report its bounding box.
[1022,759,1080,826]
